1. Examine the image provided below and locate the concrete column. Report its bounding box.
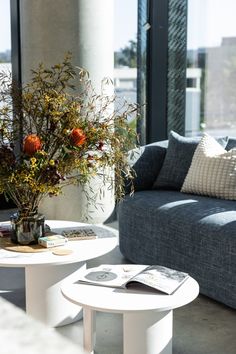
[20,0,115,223]
[75,0,115,223]
[20,0,80,83]
[77,0,114,89]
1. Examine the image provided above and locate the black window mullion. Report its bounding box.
[137,0,148,146]
[146,0,168,143]
[10,0,21,86]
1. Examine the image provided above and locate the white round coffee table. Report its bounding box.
[0,220,117,327]
[61,276,199,354]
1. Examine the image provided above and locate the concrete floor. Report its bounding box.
[0,212,235,354]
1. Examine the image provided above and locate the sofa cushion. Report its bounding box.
[125,144,167,193]
[152,131,199,190]
[152,131,228,191]
[181,133,236,200]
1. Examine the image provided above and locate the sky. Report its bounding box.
[1,0,236,53]
[114,0,137,51]
[187,0,236,49]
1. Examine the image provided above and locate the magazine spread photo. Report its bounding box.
[77,264,189,295]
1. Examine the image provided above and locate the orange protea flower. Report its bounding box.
[23,134,42,156]
[70,128,86,147]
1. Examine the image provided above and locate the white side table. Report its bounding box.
[61,276,199,354]
[0,220,117,327]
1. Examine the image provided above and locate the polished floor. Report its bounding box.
[0,213,235,354]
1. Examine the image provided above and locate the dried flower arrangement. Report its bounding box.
[0,54,138,222]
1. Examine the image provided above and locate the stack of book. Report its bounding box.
[38,227,98,248]
[0,225,12,238]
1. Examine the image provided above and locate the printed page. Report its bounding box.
[128,265,189,294]
[77,264,147,288]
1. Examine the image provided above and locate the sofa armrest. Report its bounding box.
[125,142,167,193]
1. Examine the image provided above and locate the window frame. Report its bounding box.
[146,0,169,143]
[10,0,21,86]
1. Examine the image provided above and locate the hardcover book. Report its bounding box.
[77,264,189,295]
[62,228,97,240]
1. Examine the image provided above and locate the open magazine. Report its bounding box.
[77,264,189,295]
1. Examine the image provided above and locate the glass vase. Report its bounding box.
[10,211,45,245]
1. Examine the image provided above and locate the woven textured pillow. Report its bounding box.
[181,133,236,200]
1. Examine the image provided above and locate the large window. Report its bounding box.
[0,0,11,79]
[114,0,138,132]
[186,0,236,137]
[0,0,12,113]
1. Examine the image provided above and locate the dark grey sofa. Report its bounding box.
[118,137,236,309]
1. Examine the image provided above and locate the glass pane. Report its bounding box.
[114,0,138,132]
[137,0,148,145]
[0,0,11,108]
[0,0,13,209]
[186,0,236,137]
[0,0,11,70]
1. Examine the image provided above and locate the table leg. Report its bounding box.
[25,262,86,327]
[123,310,173,354]
[83,307,96,354]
